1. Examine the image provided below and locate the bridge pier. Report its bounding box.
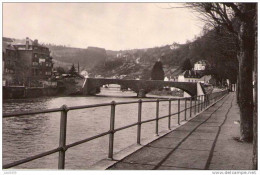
[137,89,146,98]
[82,78,98,95]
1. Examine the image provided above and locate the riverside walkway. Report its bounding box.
[107,93,253,170]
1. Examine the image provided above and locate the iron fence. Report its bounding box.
[2,90,228,169]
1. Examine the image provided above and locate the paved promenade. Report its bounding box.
[107,93,253,170]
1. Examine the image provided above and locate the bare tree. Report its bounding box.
[185,2,257,168]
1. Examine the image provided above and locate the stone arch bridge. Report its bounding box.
[82,78,205,97]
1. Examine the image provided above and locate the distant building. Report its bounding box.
[170,43,180,50]
[135,57,141,64]
[164,76,169,81]
[116,53,122,58]
[178,70,212,84]
[177,59,212,84]
[194,60,207,71]
[80,70,89,78]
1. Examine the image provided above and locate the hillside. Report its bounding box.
[91,42,195,79]
[47,42,189,78]
[90,28,238,83]
[45,44,107,70]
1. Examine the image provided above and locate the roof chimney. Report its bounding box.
[26,37,29,50]
[33,39,38,45]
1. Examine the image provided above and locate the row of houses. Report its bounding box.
[163,60,214,84]
[3,37,53,86]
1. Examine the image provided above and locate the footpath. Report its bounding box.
[107,92,253,170]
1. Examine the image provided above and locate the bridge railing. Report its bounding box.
[2,90,229,169]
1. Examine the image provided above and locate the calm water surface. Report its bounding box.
[3,88,189,169]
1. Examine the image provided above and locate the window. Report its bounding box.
[39,58,45,63]
[34,54,38,58]
[32,62,39,66]
[45,72,51,75]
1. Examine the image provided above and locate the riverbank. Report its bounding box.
[3,86,60,99]
[3,77,85,100]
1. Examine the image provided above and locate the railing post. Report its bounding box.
[190,97,192,118]
[194,96,197,115]
[168,98,172,130]
[204,95,205,109]
[178,99,180,125]
[137,99,142,145]
[108,101,116,159]
[198,96,200,113]
[184,98,187,121]
[155,99,159,136]
[58,105,68,169]
[205,95,207,108]
[206,94,208,107]
[201,95,203,111]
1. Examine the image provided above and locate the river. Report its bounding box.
[3,87,189,169]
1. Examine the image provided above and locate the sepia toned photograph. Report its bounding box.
[2,1,258,173]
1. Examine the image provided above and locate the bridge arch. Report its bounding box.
[82,78,140,95]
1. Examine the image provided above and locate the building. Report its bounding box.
[2,37,53,86]
[13,37,53,79]
[178,70,212,83]
[2,42,19,86]
[194,60,207,71]
[177,59,212,83]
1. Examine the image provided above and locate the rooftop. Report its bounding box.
[195,60,208,65]
[181,70,205,79]
[12,37,34,46]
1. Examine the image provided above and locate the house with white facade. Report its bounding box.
[178,70,212,83]
[194,60,208,71]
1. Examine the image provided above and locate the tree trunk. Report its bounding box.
[236,67,240,105]
[252,9,257,169]
[238,7,255,142]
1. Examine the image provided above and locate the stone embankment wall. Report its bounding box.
[3,78,85,99]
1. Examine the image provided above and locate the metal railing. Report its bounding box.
[2,90,229,169]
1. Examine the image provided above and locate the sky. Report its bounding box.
[3,3,204,50]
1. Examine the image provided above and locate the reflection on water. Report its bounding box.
[3,88,187,169]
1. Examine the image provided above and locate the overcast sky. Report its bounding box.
[3,3,204,50]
